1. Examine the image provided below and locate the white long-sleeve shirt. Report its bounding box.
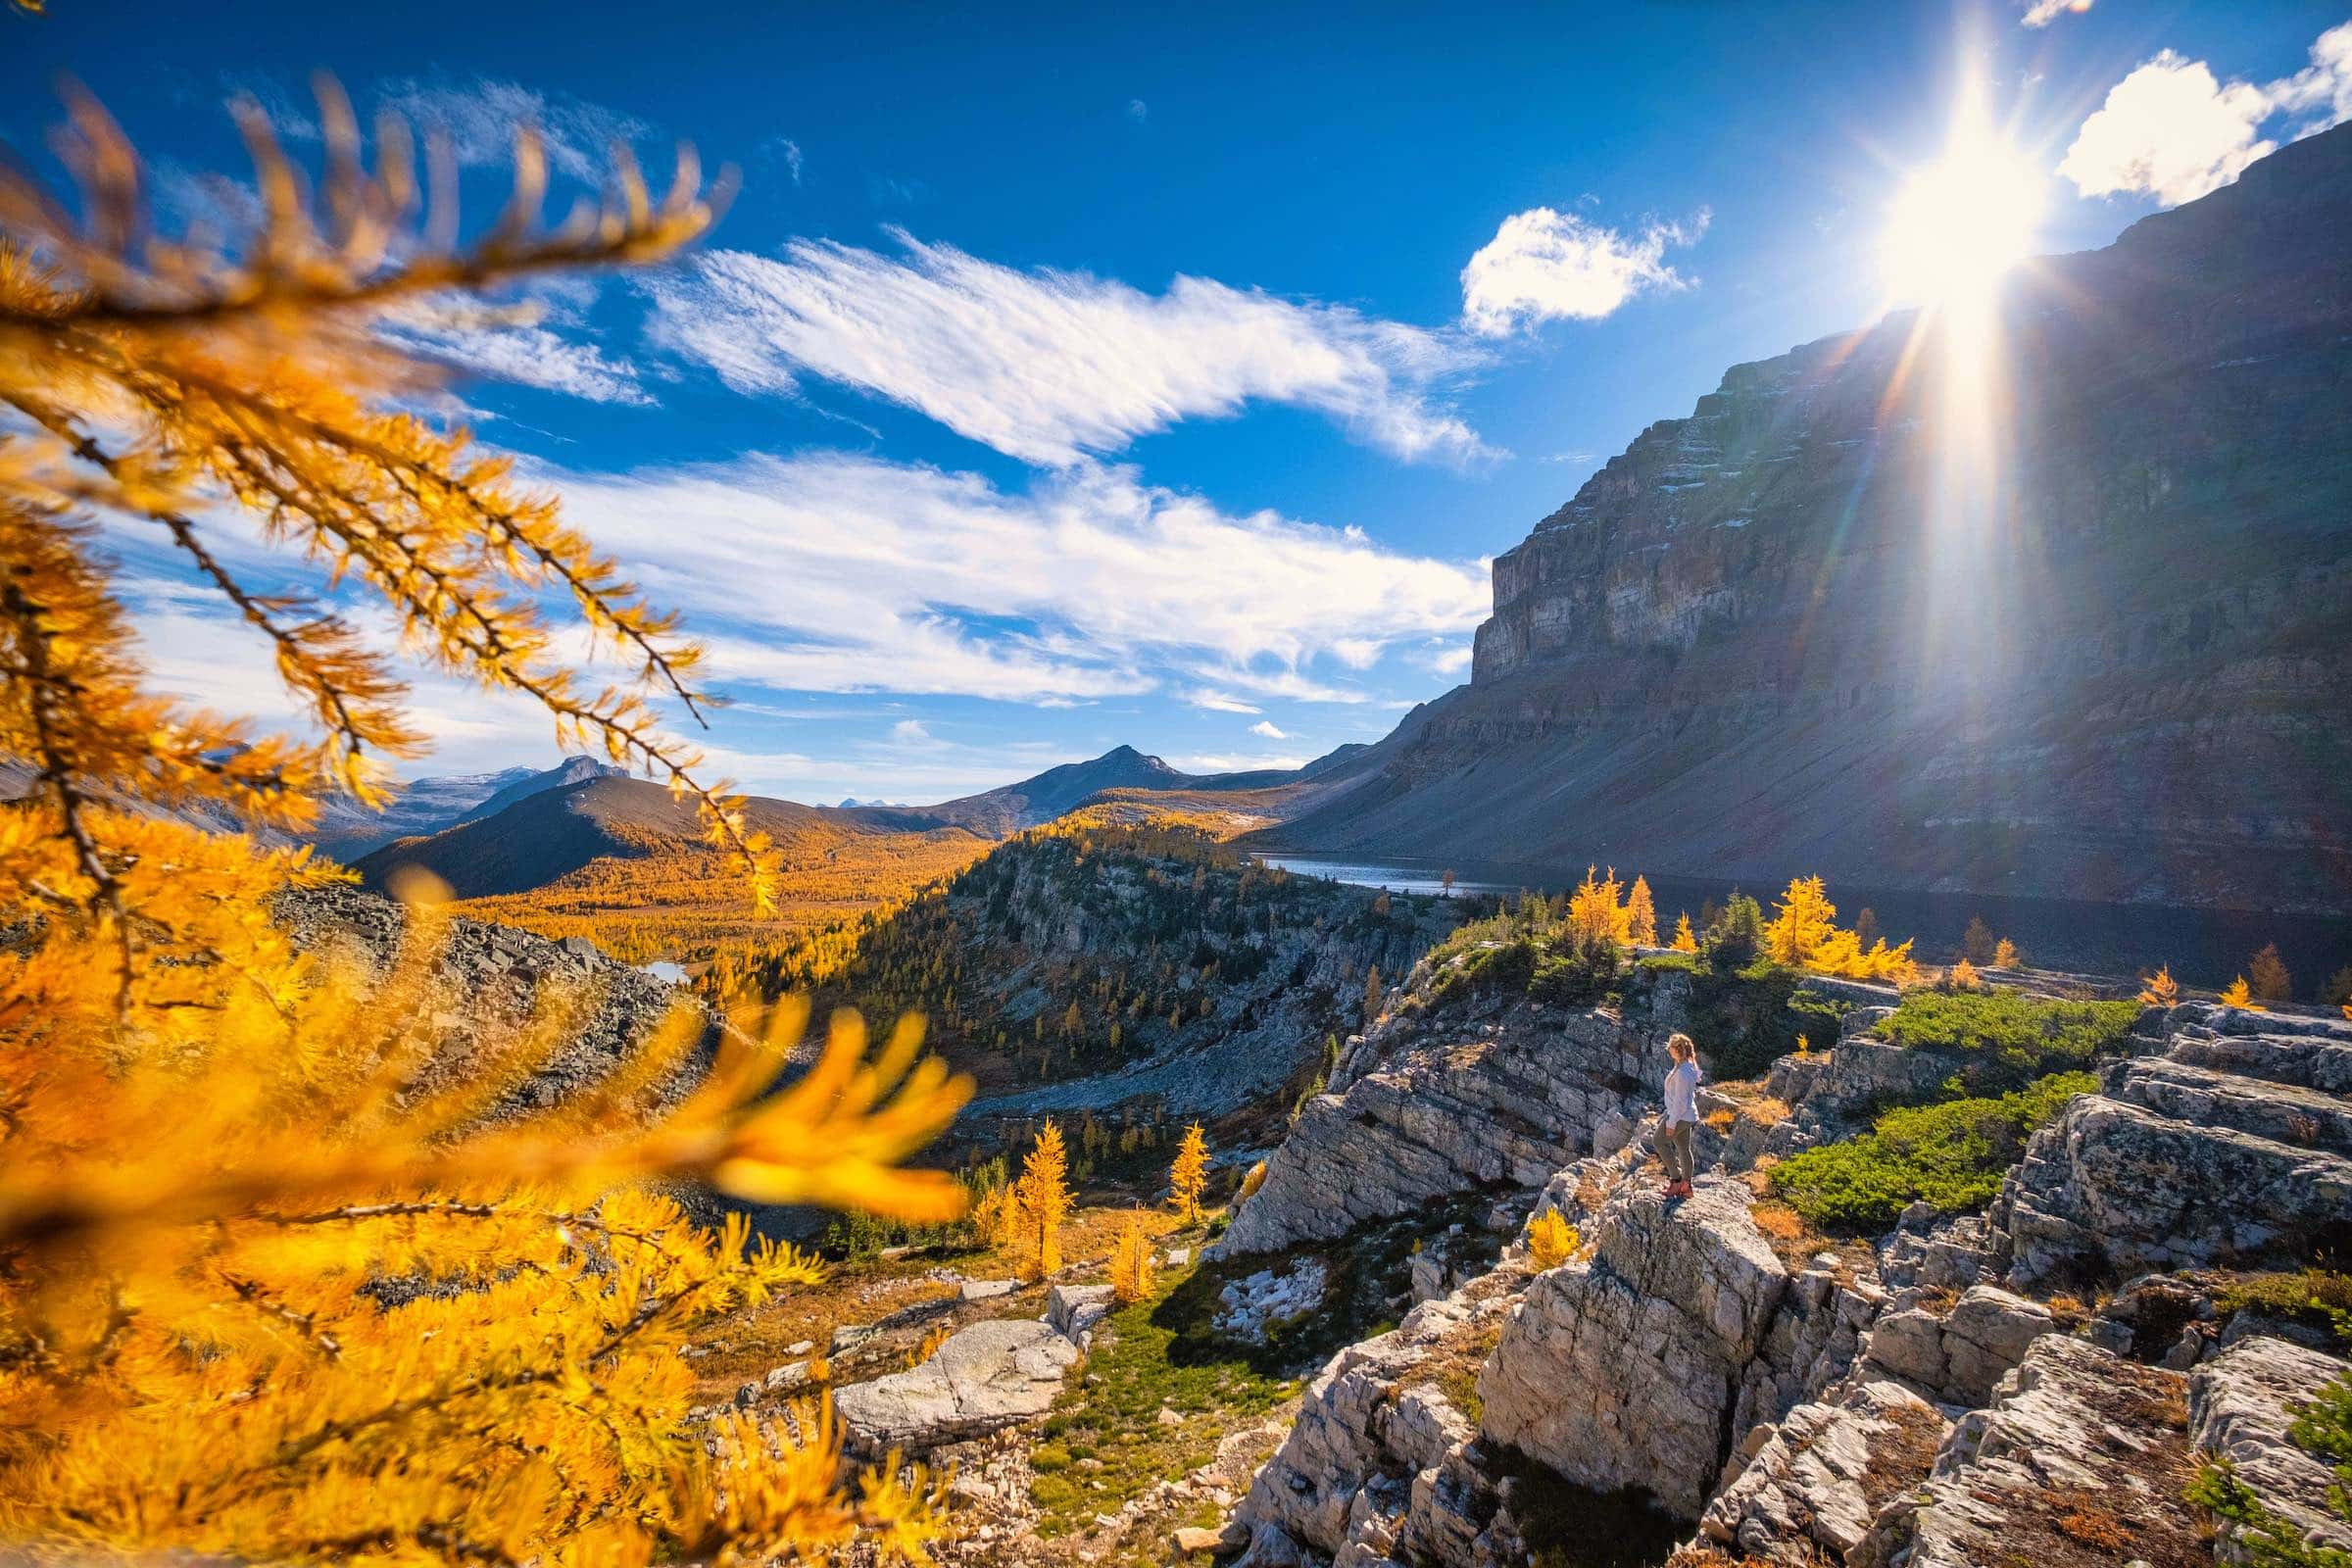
[1663,1059,1700,1126]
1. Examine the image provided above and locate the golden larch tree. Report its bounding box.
[1526,1209,1579,1270]
[1012,1121,1073,1282]
[1672,910,1699,953]
[1168,1121,1211,1224]
[2247,943,2292,1004]
[0,82,965,1567]
[2221,975,2263,1010]
[1762,876,1838,967]
[1567,865,1631,951]
[2139,964,2180,1007]
[1625,875,1658,948]
[1108,1212,1155,1304]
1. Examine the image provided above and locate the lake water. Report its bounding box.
[639,959,690,985]
[1256,854,2352,996]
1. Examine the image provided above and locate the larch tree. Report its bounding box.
[1362,963,1383,1030]
[1762,876,1838,968]
[1168,1121,1210,1224]
[0,82,964,1567]
[1671,911,1699,953]
[2247,943,2293,1004]
[1625,874,1658,948]
[2139,964,2180,1007]
[1960,915,1997,965]
[1108,1212,1154,1304]
[1012,1121,1072,1281]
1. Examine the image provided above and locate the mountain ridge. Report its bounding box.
[1249,122,2352,914]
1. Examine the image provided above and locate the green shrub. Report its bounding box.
[1880,990,2138,1094]
[1771,1071,2096,1234]
[2217,1269,2352,1347]
[1530,944,1622,1007]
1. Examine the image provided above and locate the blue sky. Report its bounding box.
[5,0,2348,803]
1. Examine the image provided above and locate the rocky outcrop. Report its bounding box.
[2191,1336,2352,1559]
[1478,1179,1788,1519]
[1855,1336,2205,1568]
[1700,1380,1946,1565]
[1232,1268,1522,1568]
[1992,1004,2352,1286]
[834,1319,1082,1456]
[1258,122,2352,917]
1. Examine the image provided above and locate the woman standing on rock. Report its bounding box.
[1660,1033,1700,1200]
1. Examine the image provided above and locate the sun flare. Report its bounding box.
[1882,86,2045,308]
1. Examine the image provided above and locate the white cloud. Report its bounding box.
[890,718,938,746]
[1460,209,1705,336]
[1184,689,1262,714]
[643,231,1494,466]
[380,279,653,406]
[2274,23,2352,137]
[373,76,656,182]
[2060,24,2352,207]
[2019,0,2091,27]
[1172,753,1309,775]
[1421,644,1474,677]
[1249,719,1288,739]
[764,136,806,184]
[1127,99,1150,123]
[544,453,1493,707]
[2059,53,2278,204]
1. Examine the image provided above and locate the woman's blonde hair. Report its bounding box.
[1665,1032,1696,1062]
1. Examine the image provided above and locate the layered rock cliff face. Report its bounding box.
[1272,123,2352,913]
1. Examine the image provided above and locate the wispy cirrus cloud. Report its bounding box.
[642,230,1496,466]
[2060,23,2352,206]
[547,453,1492,706]
[1460,208,1706,336]
[380,277,654,406]
[372,75,658,181]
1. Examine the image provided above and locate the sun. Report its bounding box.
[1882,86,2045,308]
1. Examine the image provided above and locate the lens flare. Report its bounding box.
[1882,84,2044,308]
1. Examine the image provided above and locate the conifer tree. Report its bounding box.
[1108,1212,1155,1303]
[1763,876,1838,967]
[1012,1121,1072,1281]
[2138,964,2180,1007]
[1948,956,1984,990]
[2221,975,2263,1010]
[1363,963,1384,1030]
[1526,1208,1579,1270]
[1169,1121,1211,1224]
[1960,915,1997,965]
[1671,911,1699,952]
[0,81,961,1566]
[2247,943,2292,1004]
[1626,875,1659,948]
[1853,906,1882,950]
[1992,937,2021,969]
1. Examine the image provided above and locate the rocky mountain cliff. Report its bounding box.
[1264,123,2352,915]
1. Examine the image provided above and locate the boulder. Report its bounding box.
[1862,1285,2055,1406]
[832,1319,1080,1454]
[1477,1177,1788,1518]
[1047,1282,1115,1345]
